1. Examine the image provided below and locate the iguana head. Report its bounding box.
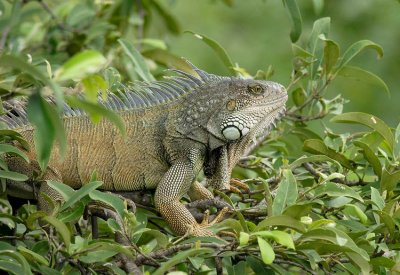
[168,63,287,151]
[201,77,287,190]
[203,78,287,149]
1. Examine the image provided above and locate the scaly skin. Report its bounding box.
[4,63,287,236]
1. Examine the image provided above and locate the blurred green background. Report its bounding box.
[150,0,400,127]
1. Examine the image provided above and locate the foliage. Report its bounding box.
[0,0,399,274]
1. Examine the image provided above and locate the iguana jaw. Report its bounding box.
[221,93,288,142]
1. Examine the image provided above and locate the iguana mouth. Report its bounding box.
[253,105,287,143]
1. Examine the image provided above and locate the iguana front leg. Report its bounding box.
[154,149,214,236]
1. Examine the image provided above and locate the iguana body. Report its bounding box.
[4,62,287,236]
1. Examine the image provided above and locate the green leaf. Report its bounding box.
[331,112,394,153]
[380,168,400,193]
[239,232,250,246]
[370,187,385,210]
[55,50,106,81]
[314,182,363,202]
[370,256,396,269]
[0,250,32,275]
[107,218,122,232]
[143,49,195,73]
[84,242,134,260]
[307,17,330,79]
[376,210,396,237]
[291,44,313,58]
[103,67,122,92]
[89,190,125,219]
[6,0,22,29]
[337,66,389,96]
[57,201,85,223]
[246,256,272,274]
[25,211,47,230]
[346,252,371,275]
[321,37,340,75]
[180,236,227,245]
[138,39,167,50]
[27,93,65,170]
[289,154,341,170]
[141,229,169,249]
[395,122,400,160]
[150,0,180,34]
[292,88,306,106]
[66,3,96,27]
[336,40,383,71]
[0,257,24,275]
[253,230,295,249]
[118,39,155,82]
[303,139,354,169]
[17,246,49,266]
[283,202,315,219]
[0,213,16,229]
[0,144,29,162]
[309,219,336,229]
[272,169,298,215]
[299,227,369,261]
[42,216,71,249]
[81,74,108,102]
[257,237,275,264]
[236,211,249,233]
[0,130,30,150]
[153,248,213,275]
[0,170,28,181]
[79,250,118,264]
[66,96,126,135]
[186,31,236,75]
[214,189,235,207]
[0,55,64,110]
[312,0,324,14]
[46,180,75,200]
[60,181,103,211]
[353,140,382,177]
[256,215,306,233]
[283,0,302,42]
[343,204,368,224]
[215,218,243,233]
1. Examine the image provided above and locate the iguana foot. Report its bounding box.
[186,207,229,236]
[229,178,250,194]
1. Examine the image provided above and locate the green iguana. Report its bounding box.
[3,61,287,236]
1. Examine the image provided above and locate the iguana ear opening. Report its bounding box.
[222,125,251,141]
[222,126,241,140]
[220,114,253,142]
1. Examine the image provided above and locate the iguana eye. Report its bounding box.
[248,84,264,95]
[226,100,236,111]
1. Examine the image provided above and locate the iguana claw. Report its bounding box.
[230,178,250,192]
[186,207,229,237]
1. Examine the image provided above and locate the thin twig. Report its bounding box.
[0,25,11,52]
[285,111,326,122]
[274,259,317,275]
[36,0,74,32]
[135,243,226,266]
[135,0,144,50]
[215,256,223,275]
